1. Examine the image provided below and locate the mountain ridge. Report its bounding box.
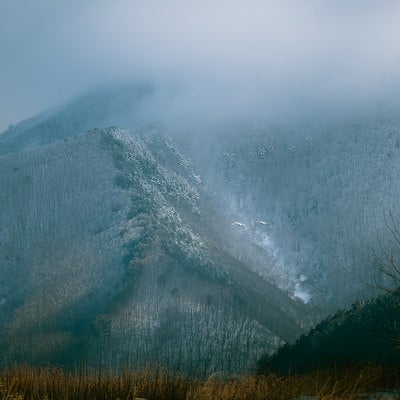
[0,126,313,375]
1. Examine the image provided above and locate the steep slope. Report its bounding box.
[257,289,400,374]
[0,84,155,156]
[0,128,312,375]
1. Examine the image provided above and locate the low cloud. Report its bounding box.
[1,0,400,131]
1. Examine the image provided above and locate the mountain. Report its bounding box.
[257,289,400,374]
[3,85,400,375]
[0,125,313,375]
[180,119,400,309]
[4,86,400,310]
[0,84,155,156]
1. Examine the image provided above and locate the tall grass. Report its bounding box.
[0,363,399,400]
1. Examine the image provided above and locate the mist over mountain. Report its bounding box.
[0,85,157,155]
[2,1,400,131]
[2,1,400,377]
[1,82,400,373]
[3,86,400,309]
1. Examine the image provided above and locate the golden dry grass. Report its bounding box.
[0,363,399,400]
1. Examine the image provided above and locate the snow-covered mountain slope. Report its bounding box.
[3,84,398,372]
[0,127,312,375]
[182,119,400,309]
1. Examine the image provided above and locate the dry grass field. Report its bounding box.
[0,363,399,400]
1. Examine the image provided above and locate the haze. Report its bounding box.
[1,0,400,131]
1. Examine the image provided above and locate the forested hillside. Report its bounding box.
[258,288,400,374]
[2,86,400,375]
[0,127,312,375]
[4,87,400,310]
[182,119,400,308]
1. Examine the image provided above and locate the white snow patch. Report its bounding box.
[294,283,311,303]
[232,221,247,229]
[257,220,270,226]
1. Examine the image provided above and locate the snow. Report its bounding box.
[294,283,311,303]
[232,221,247,229]
[257,220,269,225]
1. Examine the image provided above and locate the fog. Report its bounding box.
[1,0,400,131]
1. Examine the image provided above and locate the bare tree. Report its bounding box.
[373,212,400,294]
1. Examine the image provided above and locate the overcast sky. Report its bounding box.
[1,0,400,131]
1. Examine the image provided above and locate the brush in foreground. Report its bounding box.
[0,363,399,400]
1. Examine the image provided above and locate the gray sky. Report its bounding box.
[1,0,400,131]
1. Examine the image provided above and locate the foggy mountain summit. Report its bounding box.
[0,84,156,156]
[2,1,400,132]
[2,83,400,373]
[2,85,400,305]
